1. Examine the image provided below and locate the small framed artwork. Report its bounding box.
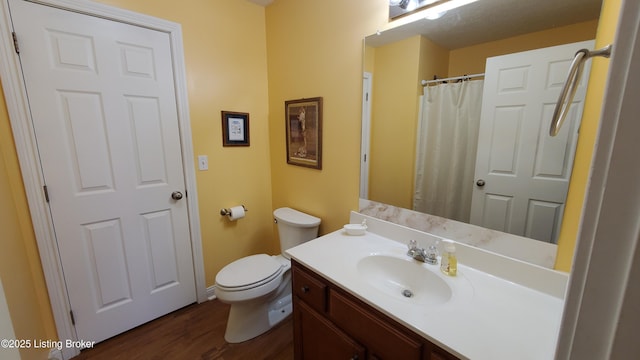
[221,111,250,147]
[285,97,323,169]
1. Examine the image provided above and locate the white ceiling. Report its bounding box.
[370,0,603,49]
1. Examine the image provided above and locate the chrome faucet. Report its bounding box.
[407,240,438,265]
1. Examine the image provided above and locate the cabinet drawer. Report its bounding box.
[329,289,422,360]
[292,261,327,313]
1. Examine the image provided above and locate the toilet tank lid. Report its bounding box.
[273,207,321,227]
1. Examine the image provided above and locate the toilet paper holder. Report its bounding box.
[220,205,248,216]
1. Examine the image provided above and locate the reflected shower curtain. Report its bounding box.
[413,80,484,222]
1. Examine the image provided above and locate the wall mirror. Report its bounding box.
[361,0,603,246]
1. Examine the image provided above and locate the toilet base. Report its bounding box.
[223,274,292,343]
[224,294,292,343]
[268,294,292,325]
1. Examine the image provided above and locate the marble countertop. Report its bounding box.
[286,212,568,360]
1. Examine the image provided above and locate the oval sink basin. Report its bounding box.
[357,255,452,306]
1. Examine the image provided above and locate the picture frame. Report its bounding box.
[285,97,323,169]
[221,111,250,147]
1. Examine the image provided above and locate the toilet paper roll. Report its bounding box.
[228,205,246,221]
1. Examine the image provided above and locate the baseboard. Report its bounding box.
[206,285,217,301]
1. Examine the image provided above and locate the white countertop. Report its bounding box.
[286,212,567,360]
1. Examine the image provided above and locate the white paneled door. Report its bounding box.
[470,40,594,243]
[9,0,196,343]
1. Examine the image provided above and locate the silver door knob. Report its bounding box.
[476,179,486,187]
[171,191,183,200]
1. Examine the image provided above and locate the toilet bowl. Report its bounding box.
[215,207,320,343]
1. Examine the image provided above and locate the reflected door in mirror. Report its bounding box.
[470,41,594,243]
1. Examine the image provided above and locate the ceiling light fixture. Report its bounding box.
[389,0,412,10]
[423,0,479,20]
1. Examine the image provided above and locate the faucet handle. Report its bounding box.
[425,243,439,265]
[408,239,418,250]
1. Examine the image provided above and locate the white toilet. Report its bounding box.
[214,207,321,343]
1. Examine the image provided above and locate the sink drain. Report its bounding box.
[402,289,413,298]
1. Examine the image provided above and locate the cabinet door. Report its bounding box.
[329,290,422,360]
[424,342,459,360]
[427,350,459,360]
[295,300,365,360]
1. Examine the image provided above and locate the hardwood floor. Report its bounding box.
[74,299,293,360]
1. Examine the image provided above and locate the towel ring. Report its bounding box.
[549,44,612,137]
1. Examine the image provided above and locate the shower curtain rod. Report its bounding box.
[421,73,485,86]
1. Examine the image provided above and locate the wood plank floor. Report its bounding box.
[74,299,293,360]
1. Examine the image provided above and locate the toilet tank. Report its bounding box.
[273,207,321,257]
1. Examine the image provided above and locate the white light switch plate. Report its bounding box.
[198,155,208,171]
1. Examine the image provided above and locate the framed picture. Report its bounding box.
[221,111,250,147]
[285,97,323,169]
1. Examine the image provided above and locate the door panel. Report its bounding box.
[85,219,131,310]
[471,40,594,243]
[10,0,196,343]
[61,91,114,192]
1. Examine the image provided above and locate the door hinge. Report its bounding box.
[43,185,49,203]
[70,310,75,325]
[11,32,19,54]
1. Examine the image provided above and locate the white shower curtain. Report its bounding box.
[413,80,484,222]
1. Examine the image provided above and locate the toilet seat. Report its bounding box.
[216,254,283,291]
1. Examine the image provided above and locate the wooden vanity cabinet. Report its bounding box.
[292,260,460,360]
[295,300,366,360]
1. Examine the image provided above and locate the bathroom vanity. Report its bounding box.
[287,212,568,360]
[292,259,457,359]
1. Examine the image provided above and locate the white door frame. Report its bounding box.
[0,0,206,358]
[360,72,372,199]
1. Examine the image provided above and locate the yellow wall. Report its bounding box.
[0,89,54,360]
[368,35,448,208]
[418,36,451,94]
[449,20,599,75]
[364,44,376,74]
[555,0,621,271]
[369,35,421,208]
[265,0,388,234]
